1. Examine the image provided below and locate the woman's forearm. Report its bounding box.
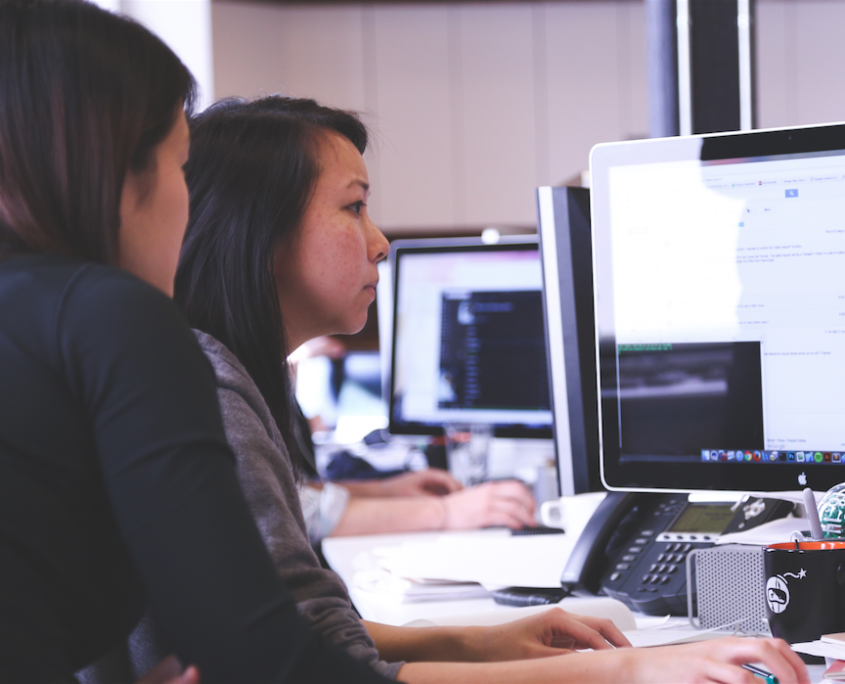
[330,497,444,536]
[338,479,390,497]
[330,479,535,535]
[363,622,484,663]
[396,637,811,684]
[395,650,627,684]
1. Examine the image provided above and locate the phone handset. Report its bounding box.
[560,491,657,594]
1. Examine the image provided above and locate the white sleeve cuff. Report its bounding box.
[300,482,350,544]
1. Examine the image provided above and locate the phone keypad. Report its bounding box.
[637,542,690,588]
[601,497,709,612]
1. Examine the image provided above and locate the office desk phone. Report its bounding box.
[561,492,793,615]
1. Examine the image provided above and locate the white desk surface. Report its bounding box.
[323,527,827,681]
[322,527,676,630]
[322,528,513,626]
[321,492,608,626]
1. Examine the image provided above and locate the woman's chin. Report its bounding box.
[329,316,368,338]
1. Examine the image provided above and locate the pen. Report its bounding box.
[742,663,779,684]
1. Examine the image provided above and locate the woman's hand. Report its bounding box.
[364,609,627,665]
[466,607,630,662]
[137,656,199,684]
[444,480,536,530]
[623,637,809,684]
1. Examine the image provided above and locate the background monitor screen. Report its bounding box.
[591,122,845,493]
[388,237,552,438]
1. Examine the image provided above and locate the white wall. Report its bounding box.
[756,0,845,130]
[211,1,648,232]
[92,0,215,111]
[210,0,845,233]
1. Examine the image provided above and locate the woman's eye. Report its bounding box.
[349,201,364,215]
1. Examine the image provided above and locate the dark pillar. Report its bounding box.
[646,0,679,138]
[646,0,756,137]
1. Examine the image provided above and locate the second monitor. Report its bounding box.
[387,237,552,440]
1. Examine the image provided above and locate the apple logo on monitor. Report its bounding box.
[798,472,807,486]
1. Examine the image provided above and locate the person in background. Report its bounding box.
[0,1,398,681]
[289,382,538,543]
[286,300,540,543]
[300,466,537,544]
[168,94,809,684]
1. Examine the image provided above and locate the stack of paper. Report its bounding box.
[352,566,491,602]
[792,632,845,660]
[350,530,574,603]
[370,531,575,588]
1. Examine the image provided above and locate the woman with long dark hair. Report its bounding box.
[0,2,394,681]
[172,95,810,684]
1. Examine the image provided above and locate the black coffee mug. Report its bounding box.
[764,540,845,643]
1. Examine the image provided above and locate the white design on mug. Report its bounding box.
[767,576,790,614]
[766,568,806,614]
[783,569,807,580]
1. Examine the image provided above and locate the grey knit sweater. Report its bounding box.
[78,331,400,682]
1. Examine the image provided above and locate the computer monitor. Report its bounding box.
[591,122,845,493]
[537,186,604,495]
[387,236,552,440]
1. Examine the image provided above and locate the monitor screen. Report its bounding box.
[388,237,552,438]
[591,122,845,493]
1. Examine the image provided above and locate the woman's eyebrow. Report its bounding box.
[346,179,369,192]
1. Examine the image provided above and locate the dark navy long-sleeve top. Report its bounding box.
[0,254,390,683]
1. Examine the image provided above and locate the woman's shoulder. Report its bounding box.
[0,254,177,330]
[44,257,200,356]
[193,330,255,393]
[193,330,285,448]
[1,252,154,290]
[0,254,192,359]
[59,257,170,308]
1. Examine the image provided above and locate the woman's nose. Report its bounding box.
[367,219,389,263]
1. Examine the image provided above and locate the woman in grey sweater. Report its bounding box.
[164,95,807,684]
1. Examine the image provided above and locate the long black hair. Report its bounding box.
[175,96,368,455]
[0,0,195,263]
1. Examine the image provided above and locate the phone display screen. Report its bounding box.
[667,503,736,534]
